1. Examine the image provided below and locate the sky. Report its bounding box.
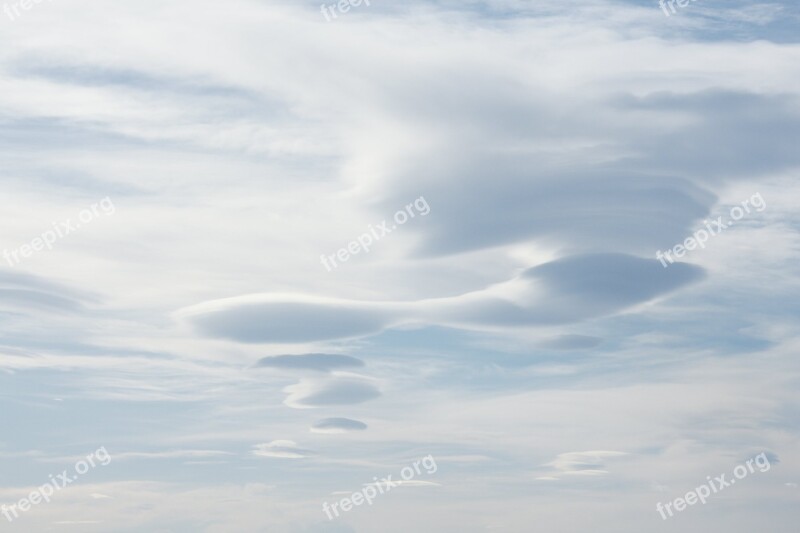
[0,0,799,531]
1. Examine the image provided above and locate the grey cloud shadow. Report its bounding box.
[285,376,381,408]
[190,302,394,344]
[386,161,714,258]
[521,253,706,324]
[436,253,706,327]
[0,270,96,313]
[254,353,365,373]
[311,418,368,433]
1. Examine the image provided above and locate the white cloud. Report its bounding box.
[252,441,315,459]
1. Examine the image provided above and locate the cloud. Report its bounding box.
[284,375,381,409]
[252,441,315,459]
[0,270,92,313]
[404,167,715,258]
[178,295,399,343]
[519,253,706,323]
[542,451,629,478]
[746,451,780,464]
[429,253,705,328]
[254,353,365,373]
[310,418,368,434]
[179,253,704,344]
